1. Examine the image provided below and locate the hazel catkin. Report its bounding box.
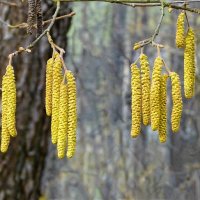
[130,64,141,138]
[27,0,36,34]
[140,53,150,126]
[36,0,43,36]
[6,65,17,137]
[150,57,163,131]
[51,54,62,144]
[133,43,141,51]
[170,72,183,133]
[1,75,10,153]
[184,27,195,99]
[45,58,54,116]
[158,75,168,143]
[57,77,68,159]
[176,12,185,48]
[66,70,77,158]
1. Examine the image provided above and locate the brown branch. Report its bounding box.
[167,4,200,14]
[56,0,200,14]
[43,12,75,25]
[133,1,165,50]
[47,32,67,71]
[57,0,161,2]
[8,0,61,63]
[0,1,18,7]
[4,12,75,29]
[120,2,200,14]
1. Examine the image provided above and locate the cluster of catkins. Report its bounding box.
[131,54,183,143]
[45,52,77,159]
[176,12,195,99]
[131,12,196,142]
[1,65,17,152]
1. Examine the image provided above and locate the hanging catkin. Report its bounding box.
[176,12,185,48]
[36,0,43,36]
[150,57,163,131]
[140,53,150,126]
[1,75,10,153]
[170,72,183,133]
[6,65,17,137]
[158,75,168,143]
[66,71,77,158]
[45,58,54,116]
[51,54,62,144]
[184,27,195,99]
[57,76,68,159]
[27,0,36,34]
[130,64,141,138]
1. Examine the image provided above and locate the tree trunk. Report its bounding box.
[0,1,71,199]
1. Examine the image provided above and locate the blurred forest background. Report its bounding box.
[0,1,200,200]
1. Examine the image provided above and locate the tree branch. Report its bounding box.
[55,0,200,14]
[133,1,165,50]
[0,0,18,7]
[6,12,76,29]
[8,0,61,62]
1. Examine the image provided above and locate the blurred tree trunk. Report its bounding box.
[0,1,71,199]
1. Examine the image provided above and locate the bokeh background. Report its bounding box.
[0,1,200,200]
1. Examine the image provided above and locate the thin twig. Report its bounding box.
[43,12,75,25]
[7,0,61,63]
[0,1,18,7]
[28,0,60,49]
[152,2,164,42]
[162,59,171,74]
[133,2,165,50]
[6,12,76,29]
[167,4,200,14]
[57,0,200,3]
[55,0,200,14]
[185,11,190,27]
[47,32,68,71]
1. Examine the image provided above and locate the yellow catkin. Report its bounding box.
[150,57,163,131]
[140,53,150,126]
[170,72,183,133]
[130,64,141,138]
[6,65,17,137]
[1,75,10,153]
[51,54,62,144]
[45,58,54,116]
[176,12,185,48]
[66,70,77,158]
[57,77,68,159]
[133,43,141,51]
[184,27,195,99]
[158,75,168,143]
